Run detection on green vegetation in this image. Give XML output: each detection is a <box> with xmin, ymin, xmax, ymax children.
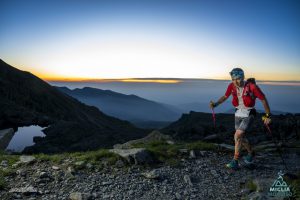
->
<box><xmin>0</xmin><ymin>168</ymin><xmax>16</xmax><ymax>177</ymax></box>
<box><xmin>70</xmin><ymin>149</ymin><xmax>121</xmax><ymax>165</ymax></box>
<box><xmin>245</xmin><ymin>179</ymin><xmax>258</xmax><ymax>192</ymax></box>
<box><xmin>0</xmin><ymin>152</ymin><xmax>19</xmax><ymax>166</ymax></box>
<box><xmin>0</xmin><ymin>140</ymin><xmax>216</xmax><ymax>173</ymax></box>
<box><xmin>33</xmin><ymin>140</ymin><xmax>216</xmax><ymax>168</ymax></box>
<box><xmin>35</xmin><ymin>149</ymin><xmax>123</xmax><ymax>170</ymax></box>
<box><xmin>0</xmin><ymin>168</ymin><xmax>16</xmax><ymax>190</ymax></box>
<box><xmin>0</xmin><ymin>177</ymin><xmax>5</xmax><ymax>190</ymax></box>
<box><xmin>35</xmin><ymin>153</ymin><xmax>65</xmax><ymax>163</ymax></box>
<box><xmin>132</xmin><ymin>140</ymin><xmax>216</xmax><ymax>165</ymax></box>
<box><xmin>284</xmin><ymin>172</ymin><xmax>300</xmax><ymax>199</ymax></box>
<box><xmin>185</xmin><ymin>141</ymin><xmax>216</xmax><ymax>151</ymax></box>
<box><xmin>0</xmin><ymin>151</ymin><xmax>17</xmax><ymax>190</ymax></box>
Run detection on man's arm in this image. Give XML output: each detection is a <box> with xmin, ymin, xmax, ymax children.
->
<box><xmin>261</xmin><ymin>98</ymin><xmax>272</xmax><ymax>125</ymax></box>
<box><xmin>261</xmin><ymin>98</ymin><xmax>271</xmax><ymax>115</ymax></box>
<box><xmin>210</xmin><ymin>95</ymin><xmax>229</xmax><ymax>108</ymax></box>
<box><xmin>252</xmin><ymin>83</ymin><xmax>270</xmax><ymax>114</ymax></box>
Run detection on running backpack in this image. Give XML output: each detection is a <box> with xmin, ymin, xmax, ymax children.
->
<box><xmin>231</xmin><ymin>78</ymin><xmax>256</xmax><ymax>99</ymax></box>
<box><xmin>244</xmin><ymin>78</ymin><xmax>256</xmax><ymax>99</ymax></box>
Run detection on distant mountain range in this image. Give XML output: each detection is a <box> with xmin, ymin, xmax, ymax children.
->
<box><xmin>55</xmin><ymin>86</ymin><xmax>289</xmax><ymax>129</ymax></box>
<box><xmin>0</xmin><ymin>59</ymin><xmax>147</xmax><ymax>153</ymax></box>
<box><xmin>55</xmin><ymin>86</ymin><xmax>182</xmax><ymax>128</ymax></box>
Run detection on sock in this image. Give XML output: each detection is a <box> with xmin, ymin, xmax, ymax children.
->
<box><xmin>234</xmin><ymin>153</ymin><xmax>239</xmax><ymax>161</ymax></box>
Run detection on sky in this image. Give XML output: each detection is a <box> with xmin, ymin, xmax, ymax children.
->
<box><xmin>0</xmin><ymin>0</ymin><xmax>300</xmax><ymax>81</ymax></box>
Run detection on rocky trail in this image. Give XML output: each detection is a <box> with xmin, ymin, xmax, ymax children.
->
<box><xmin>1</xmin><ymin>145</ymin><xmax>299</xmax><ymax>200</ymax></box>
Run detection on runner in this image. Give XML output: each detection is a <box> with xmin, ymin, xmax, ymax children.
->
<box><xmin>209</xmin><ymin>68</ymin><xmax>271</xmax><ymax>170</ymax></box>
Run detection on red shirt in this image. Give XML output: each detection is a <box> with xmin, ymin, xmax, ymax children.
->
<box><xmin>225</xmin><ymin>82</ymin><xmax>265</xmax><ymax>107</ymax></box>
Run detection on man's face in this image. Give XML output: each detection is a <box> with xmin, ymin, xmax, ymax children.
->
<box><xmin>232</xmin><ymin>78</ymin><xmax>244</xmax><ymax>87</ymax></box>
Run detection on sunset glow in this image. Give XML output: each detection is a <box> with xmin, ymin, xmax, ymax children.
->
<box><xmin>120</xmin><ymin>79</ymin><xmax>182</xmax><ymax>84</ymax></box>
<box><xmin>43</xmin><ymin>77</ymin><xmax>182</xmax><ymax>84</ymax></box>
<box><xmin>1</xmin><ymin>1</ymin><xmax>299</xmax><ymax>81</ymax></box>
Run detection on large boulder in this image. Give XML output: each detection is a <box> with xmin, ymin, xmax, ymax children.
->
<box><xmin>113</xmin><ymin>130</ymin><xmax>174</xmax><ymax>149</ymax></box>
<box><xmin>109</xmin><ymin>148</ymin><xmax>154</xmax><ymax>164</ymax></box>
<box><xmin>19</xmin><ymin>155</ymin><xmax>36</xmax><ymax>164</ymax></box>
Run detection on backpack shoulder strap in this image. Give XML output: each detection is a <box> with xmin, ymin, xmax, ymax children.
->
<box><xmin>248</xmin><ymin>82</ymin><xmax>256</xmax><ymax>92</ymax></box>
<box><xmin>246</xmin><ymin>78</ymin><xmax>256</xmax><ymax>92</ymax></box>
<box><xmin>230</xmin><ymin>83</ymin><xmax>236</xmax><ymax>95</ymax></box>
<box><xmin>244</xmin><ymin>81</ymin><xmax>257</xmax><ymax>99</ymax></box>
<box><xmin>246</xmin><ymin>78</ymin><xmax>257</xmax><ymax>92</ymax></box>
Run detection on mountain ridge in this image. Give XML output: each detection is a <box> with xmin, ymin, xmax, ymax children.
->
<box><xmin>0</xmin><ymin>59</ymin><xmax>147</xmax><ymax>153</ymax></box>
<box><xmin>56</xmin><ymin>86</ymin><xmax>181</xmax><ymax>125</ymax></box>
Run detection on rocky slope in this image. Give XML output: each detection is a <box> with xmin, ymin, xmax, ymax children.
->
<box><xmin>0</xmin><ymin>59</ymin><xmax>147</xmax><ymax>153</ymax></box>
<box><xmin>0</xmin><ymin>142</ymin><xmax>299</xmax><ymax>200</ymax></box>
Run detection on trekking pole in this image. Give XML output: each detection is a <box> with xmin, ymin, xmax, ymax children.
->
<box><xmin>211</xmin><ymin>107</ymin><xmax>216</xmax><ymax>129</ymax></box>
<box><xmin>264</xmin><ymin>122</ymin><xmax>288</xmax><ymax>171</ymax></box>
<box><xmin>265</xmin><ymin>123</ymin><xmax>272</xmax><ymax>135</ymax></box>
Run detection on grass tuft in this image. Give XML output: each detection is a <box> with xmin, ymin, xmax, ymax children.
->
<box><xmin>245</xmin><ymin>179</ymin><xmax>258</xmax><ymax>192</ymax></box>
<box><xmin>0</xmin><ymin>176</ymin><xmax>5</xmax><ymax>190</ymax></box>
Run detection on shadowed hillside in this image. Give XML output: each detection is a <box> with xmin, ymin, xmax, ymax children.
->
<box><xmin>56</xmin><ymin>86</ymin><xmax>181</xmax><ymax>126</ymax></box>
<box><xmin>161</xmin><ymin>111</ymin><xmax>300</xmax><ymax>145</ymax></box>
<box><xmin>0</xmin><ymin>59</ymin><xmax>147</xmax><ymax>153</ymax></box>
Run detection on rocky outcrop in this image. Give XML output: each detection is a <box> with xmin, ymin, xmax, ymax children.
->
<box><xmin>0</xmin><ymin>128</ymin><xmax>14</xmax><ymax>150</ymax></box>
<box><xmin>113</xmin><ymin>130</ymin><xmax>174</xmax><ymax>149</ymax></box>
<box><xmin>19</xmin><ymin>156</ymin><xmax>36</xmax><ymax>164</ymax></box>
<box><xmin>109</xmin><ymin>148</ymin><xmax>154</xmax><ymax>164</ymax></box>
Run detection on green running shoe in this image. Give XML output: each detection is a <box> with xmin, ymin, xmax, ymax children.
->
<box><xmin>243</xmin><ymin>154</ymin><xmax>254</xmax><ymax>164</ymax></box>
<box><xmin>226</xmin><ymin>159</ymin><xmax>239</xmax><ymax>170</ymax></box>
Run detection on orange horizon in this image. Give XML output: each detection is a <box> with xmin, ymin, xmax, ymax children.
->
<box><xmin>27</xmin><ymin>68</ymin><xmax>300</xmax><ymax>84</ymax></box>
<box><xmin>41</xmin><ymin>76</ymin><xmax>300</xmax><ymax>84</ymax></box>
<box><xmin>36</xmin><ymin>72</ymin><xmax>300</xmax><ymax>83</ymax></box>
<box><xmin>41</xmin><ymin>76</ymin><xmax>184</xmax><ymax>84</ymax></box>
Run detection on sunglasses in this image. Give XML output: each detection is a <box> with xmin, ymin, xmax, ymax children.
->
<box><xmin>230</xmin><ymin>71</ymin><xmax>244</xmax><ymax>76</ymax></box>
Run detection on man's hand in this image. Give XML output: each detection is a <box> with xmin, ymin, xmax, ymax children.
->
<box><xmin>209</xmin><ymin>101</ymin><xmax>218</xmax><ymax>109</ymax></box>
<box><xmin>262</xmin><ymin>113</ymin><xmax>271</xmax><ymax>125</ymax></box>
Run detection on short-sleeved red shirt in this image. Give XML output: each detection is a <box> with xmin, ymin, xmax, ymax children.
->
<box><xmin>225</xmin><ymin>82</ymin><xmax>265</xmax><ymax>107</ymax></box>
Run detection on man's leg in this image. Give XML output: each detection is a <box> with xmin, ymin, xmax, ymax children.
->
<box><xmin>226</xmin><ymin>116</ymin><xmax>246</xmax><ymax>169</ymax></box>
<box><xmin>239</xmin><ymin>115</ymin><xmax>255</xmax><ymax>158</ymax></box>
<box><xmin>242</xmin><ymin>137</ymin><xmax>255</xmax><ymax>164</ymax></box>
<box><xmin>234</xmin><ymin>129</ymin><xmax>244</xmax><ymax>160</ymax></box>
<box><xmin>242</xmin><ymin>137</ymin><xmax>254</xmax><ymax>155</ymax></box>
<box><xmin>226</xmin><ymin>129</ymin><xmax>244</xmax><ymax>169</ymax></box>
